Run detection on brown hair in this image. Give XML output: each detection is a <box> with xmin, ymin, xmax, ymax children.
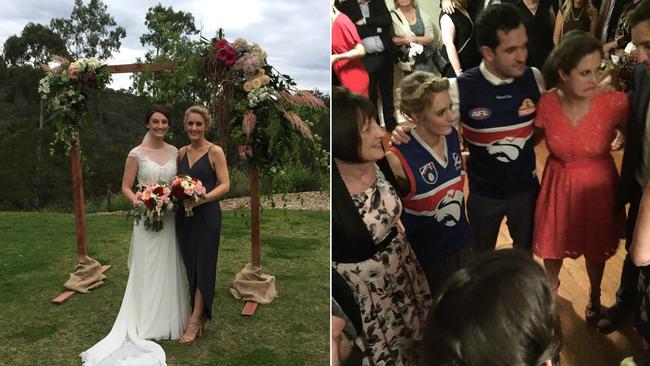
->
<box><xmin>629</xmin><ymin>0</ymin><xmax>650</xmax><ymax>28</ymax></box>
<box><xmin>332</xmin><ymin>87</ymin><xmax>378</xmax><ymax>163</ymax></box>
<box><xmin>542</xmin><ymin>30</ymin><xmax>603</xmax><ymax>89</ymax></box>
<box><xmin>423</xmin><ymin>249</ymin><xmax>562</xmax><ymax>365</ymax></box>
<box><xmin>145</xmin><ymin>105</ymin><xmax>172</xmax><ymax>125</ymax></box>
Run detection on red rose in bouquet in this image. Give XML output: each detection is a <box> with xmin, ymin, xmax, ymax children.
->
<box><xmin>133</xmin><ymin>182</ymin><xmax>173</xmax><ymax>231</ymax></box>
<box><xmin>171</xmin><ymin>175</ymin><xmax>207</xmax><ymax>217</ymax></box>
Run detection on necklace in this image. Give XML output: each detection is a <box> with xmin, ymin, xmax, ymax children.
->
<box><xmin>571</xmin><ymin>6</ymin><xmax>585</xmax><ymax>22</ymax></box>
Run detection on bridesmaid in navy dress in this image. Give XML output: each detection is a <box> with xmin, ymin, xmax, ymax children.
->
<box><xmin>176</xmin><ymin>105</ymin><xmax>230</xmax><ymax>343</ymax></box>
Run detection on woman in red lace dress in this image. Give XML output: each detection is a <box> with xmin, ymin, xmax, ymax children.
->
<box><xmin>534</xmin><ymin>31</ymin><xmax>629</xmax><ymax>325</ymax></box>
<box><xmin>331</xmin><ymin>2</ymin><xmax>369</xmax><ymax>96</ymax></box>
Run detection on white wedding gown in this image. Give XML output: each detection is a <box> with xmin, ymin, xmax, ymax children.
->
<box><xmin>81</xmin><ymin>146</ymin><xmax>190</xmax><ymax>366</ymax></box>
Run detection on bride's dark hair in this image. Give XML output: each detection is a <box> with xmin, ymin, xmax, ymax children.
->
<box><xmin>144</xmin><ymin>105</ymin><xmax>172</xmax><ymax>125</ymax></box>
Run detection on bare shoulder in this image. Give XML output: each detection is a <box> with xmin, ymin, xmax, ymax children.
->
<box><xmin>178</xmin><ymin>145</ymin><xmax>188</xmax><ymax>157</ymax></box>
<box><xmin>208</xmin><ymin>144</ymin><xmax>226</xmax><ymax>165</ymax></box>
<box><xmin>209</xmin><ymin>144</ymin><xmax>225</xmax><ymax>158</ymax></box>
<box><xmin>164</xmin><ymin>142</ymin><xmax>178</xmax><ymax>152</ymax></box>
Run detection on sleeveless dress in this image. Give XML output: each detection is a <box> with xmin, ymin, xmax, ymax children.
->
<box><xmin>560</xmin><ymin>6</ymin><xmax>592</xmax><ymax>36</ymax></box>
<box><xmin>333</xmin><ymin>166</ymin><xmax>432</xmax><ymax>366</ymax></box>
<box><xmin>440</xmin><ymin>10</ymin><xmax>480</xmax><ymax>77</ymax></box>
<box><xmin>175</xmin><ymin>146</ymin><xmax>222</xmax><ymax>320</ymax></box>
<box><xmin>332</xmin><ymin>12</ymin><xmax>370</xmax><ymax>96</ymax></box>
<box><xmin>80</xmin><ymin>145</ymin><xmax>190</xmax><ymax>366</ymax></box>
<box><xmin>533</xmin><ymin>91</ymin><xmax>629</xmax><ymax>262</ymax></box>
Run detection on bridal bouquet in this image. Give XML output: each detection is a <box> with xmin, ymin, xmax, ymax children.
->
<box><xmin>133</xmin><ymin>183</ymin><xmax>174</xmax><ymax>231</ymax></box>
<box><xmin>171</xmin><ymin>175</ymin><xmax>207</xmax><ymax>217</ymax></box>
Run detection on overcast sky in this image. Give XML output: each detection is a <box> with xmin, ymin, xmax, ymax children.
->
<box><xmin>0</xmin><ymin>0</ymin><xmax>330</xmax><ymax>93</ymax></box>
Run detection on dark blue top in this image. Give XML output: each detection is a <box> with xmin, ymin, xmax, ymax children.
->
<box><xmin>457</xmin><ymin>66</ymin><xmax>540</xmax><ymax>199</ymax></box>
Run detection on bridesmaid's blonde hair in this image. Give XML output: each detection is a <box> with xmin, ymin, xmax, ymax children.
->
<box><xmin>184</xmin><ymin>106</ymin><xmax>212</xmax><ymax>130</ymax></box>
<box><xmin>397</xmin><ymin>71</ymin><xmax>449</xmax><ymax>121</ymax></box>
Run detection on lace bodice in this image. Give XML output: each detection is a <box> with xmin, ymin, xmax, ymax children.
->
<box><xmin>128</xmin><ymin>145</ymin><xmax>178</xmax><ymax>186</ymax></box>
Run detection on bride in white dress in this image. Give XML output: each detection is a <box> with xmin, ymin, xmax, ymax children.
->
<box><xmin>81</xmin><ymin>106</ymin><xmax>190</xmax><ymax>366</ymax></box>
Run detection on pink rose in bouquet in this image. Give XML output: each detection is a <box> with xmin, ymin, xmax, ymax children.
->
<box><xmin>171</xmin><ymin>175</ymin><xmax>207</xmax><ymax>217</ymax></box>
<box><xmin>133</xmin><ymin>182</ymin><xmax>173</xmax><ymax>231</ymax></box>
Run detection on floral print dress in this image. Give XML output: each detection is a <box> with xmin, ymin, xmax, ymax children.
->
<box><xmin>333</xmin><ymin>168</ymin><xmax>432</xmax><ymax>366</ymax></box>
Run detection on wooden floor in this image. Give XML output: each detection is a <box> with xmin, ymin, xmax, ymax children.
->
<box><xmin>494</xmin><ymin>143</ymin><xmax>648</xmax><ymax>366</ymax></box>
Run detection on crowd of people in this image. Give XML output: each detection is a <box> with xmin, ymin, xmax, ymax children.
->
<box><xmin>332</xmin><ymin>0</ymin><xmax>650</xmax><ymax>364</ymax></box>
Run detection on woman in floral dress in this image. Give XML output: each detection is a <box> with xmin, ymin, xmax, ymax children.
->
<box><xmin>332</xmin><ymin>86</ymin><xmax>432</xmax><ymax>365</ymax></box>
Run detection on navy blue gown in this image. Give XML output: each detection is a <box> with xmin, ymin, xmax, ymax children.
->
<box><xmin>176</xmin><ymin>145</ymin><xmax>222</xmax><ymax>320</ymax></box>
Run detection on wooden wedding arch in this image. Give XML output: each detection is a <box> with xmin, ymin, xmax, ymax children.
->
<box><xmin>52</xmin><ymin>61</ymin><xmax>266</xmax><ymax>316</ymax></box>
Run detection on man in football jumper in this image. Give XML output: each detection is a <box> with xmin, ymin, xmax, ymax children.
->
<box><xmin>393</xmin><ymin>3</ymin><xmax>544</xmax><ymax>255</ymax></box>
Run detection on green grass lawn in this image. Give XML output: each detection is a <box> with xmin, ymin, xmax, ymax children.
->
<box><xmin>0</xmin><ymin>209</ymin><xmax>329</xmax><ymax>365</ymax></box>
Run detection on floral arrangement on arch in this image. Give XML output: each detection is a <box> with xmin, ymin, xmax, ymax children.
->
<box><xmin>38</xmin><ymin>56</ymin><xmax>112</xmax><ymax>153</ymax></box>
<box><xmin>202</xmin><ymin>30</ymin><xmax>327</xmax><ymax>170</ymax></box>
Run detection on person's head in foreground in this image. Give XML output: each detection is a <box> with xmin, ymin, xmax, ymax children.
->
<box><xmin>422</xmin><ymin>249</ymin><xmax>562</xmax><ymax>366</ymax></box>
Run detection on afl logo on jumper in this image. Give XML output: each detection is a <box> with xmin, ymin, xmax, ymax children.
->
<box><xmin>469</xmin><ymin>107</ymin><xmax>491</xmax><ymax>120</ymax></box>
<box><xmin>419</xmin><ymin>162</ymin><xmax>438</xmax><ymax>184</ymax></box>
<box><xmin>434</xmin><ymin>190</ymin><xmax>464</xmax><ymax>227</ymax></box>
<box><xmin>518</xmin><ymin>98</ymin><xmax>536</xmax><ymax>117</ymax></box>
<box><xmin>486</xmin><ymin>137</ymin><xmax>527</xmax><ymax>162</ymax></box>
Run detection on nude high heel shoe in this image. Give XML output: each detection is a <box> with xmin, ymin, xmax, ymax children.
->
<box><xmin>179</xmin><ymin>320</ymin><xmax>203</xmax><ymax>344</ymax></box>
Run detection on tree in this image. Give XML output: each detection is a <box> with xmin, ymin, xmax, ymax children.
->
<box><xmin>50</xmin><ymin>0</ymin><xmax>126</xmax><ymax>61</ymax></box>
<box><xmin>132</xmin><ymin>6</ymin><xmax>210</xmax><ymax>111</ymax></box>
<box><xmin>140</xmin><ymin>4</ymin><xmax>198</xmax><ymax>58</ymax></box>
<box><xmin>3</xmin><ymin>23</ymin><xmax>68</xmax><ymax>67</ymax></box>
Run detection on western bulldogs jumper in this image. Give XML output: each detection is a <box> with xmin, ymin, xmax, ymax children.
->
<box><xmin>389</xmin><ymin>128</ymin><xmax>471</xmax><ymax>263</ymax></box>
<box><xmin>456</xmin><ymin>66</ymin><xmax>540</xmax><ymax>199</ymax></box>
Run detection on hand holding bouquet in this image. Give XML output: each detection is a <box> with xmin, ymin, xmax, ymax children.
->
<box><xmin>171</xmin><ymin>175</ymin><xmax>207</xmax><ymax>217</ymax></box>
<box><xmin>133</xmin><ymin>183</ymin><xmax>174</xmax><ymax>232</ymax></box>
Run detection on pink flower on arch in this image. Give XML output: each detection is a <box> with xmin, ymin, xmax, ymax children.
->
<box><xmin>238</xmin><ymin>144</ymin><xmax>253</xmax><ymax>160</ymax></box>
<box><xmin>242</xmin><ymin>110</ymin><xmax>257</xmax><ymax>136</ymax></box>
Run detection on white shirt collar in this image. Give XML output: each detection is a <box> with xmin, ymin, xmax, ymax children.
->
<box><xmin>479</xmin><ymin>61</ymin><xmax>514</xmax><ymax>86</ymax></box>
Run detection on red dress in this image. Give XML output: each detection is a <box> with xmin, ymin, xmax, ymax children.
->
<box><xmin>533</xmin><ymin>90</ymin><xmax>629</xmax><ymax>262</ymax></box>
<box><xmin>332</xmin><ymin>13</ymin><xmax>369</xmax><ymax>96</ymax></box>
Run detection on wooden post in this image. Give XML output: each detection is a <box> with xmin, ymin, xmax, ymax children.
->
<box><xmin>70</xmin><ymin>132</ymin><xmax>88</xmax><ymax>258</ymax></box>
<box><xmin>218</xmin><ymin>93</ymin><xmax>227</xmax><ymax>152</ymax></box>
<box><xmin>250</xmin><ymin>164</ymin><xmax>261</xmax><ymax>268</ymax></box>
<box><xmin>241</xmin><ymin>163</ymin><xmax>261</xmax><ymax>316</ymax></box>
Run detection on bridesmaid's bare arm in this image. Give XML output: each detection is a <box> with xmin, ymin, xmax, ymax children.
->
<box><xmin>202</xmin><ymin>145</ymin><xmax>230</xmax><ymax>204</ymax></box>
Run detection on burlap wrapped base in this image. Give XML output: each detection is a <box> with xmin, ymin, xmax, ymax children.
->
<box><xmin>63</xmin><ymin>255</ymin><xmax>106</xmax><ymax>293</ymax></box>
<box><xmin>229</xmin><ymin>263</ymin><xmax>278</xmax><ymax>304</ymax></box>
